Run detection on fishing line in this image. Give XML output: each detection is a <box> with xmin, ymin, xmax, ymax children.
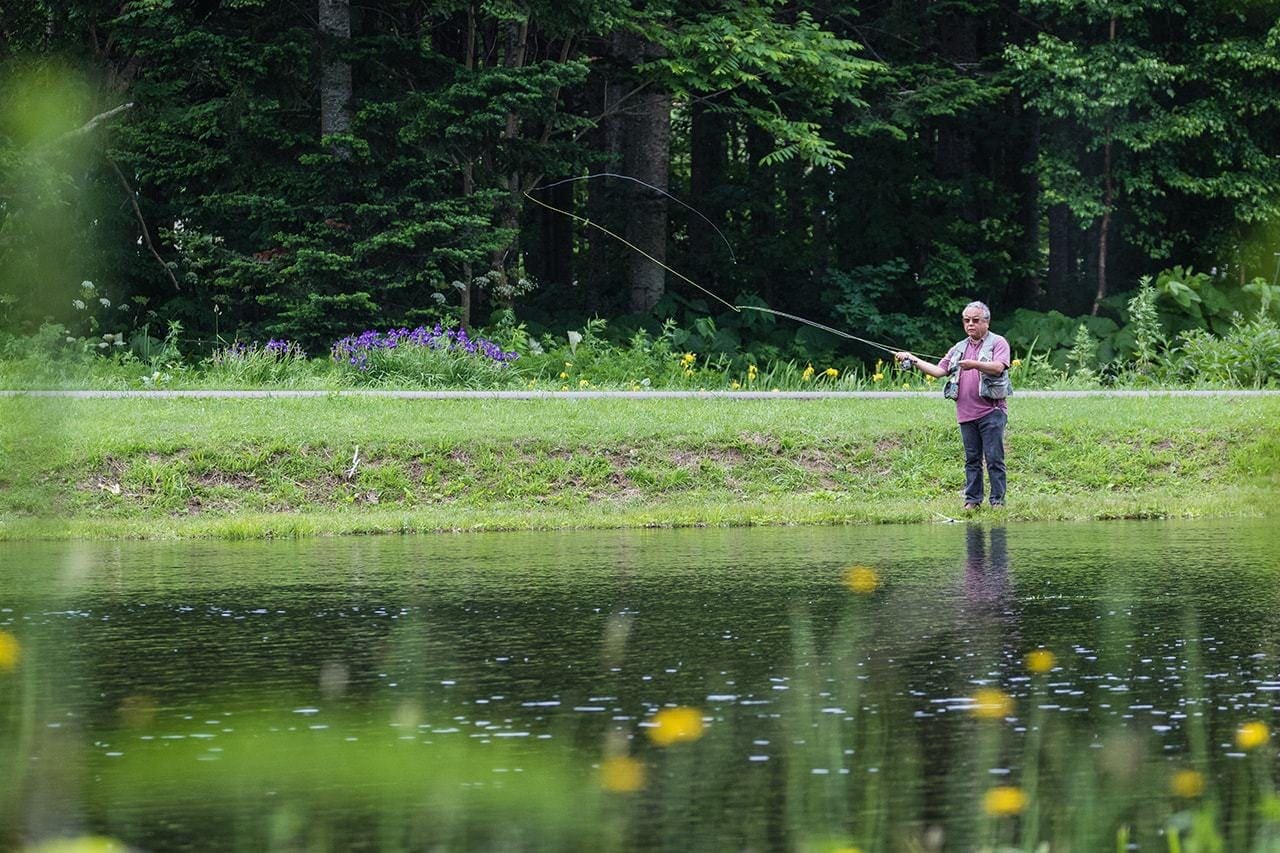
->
<box><xmin>535</xmin><ymin>172</ymin><xmax>737</xmax><ymax>265</ymax></box>
<box><xmin>525</xmin><ymin>175</ymin><xmax>943</xmax><ymax>362</ymax></box>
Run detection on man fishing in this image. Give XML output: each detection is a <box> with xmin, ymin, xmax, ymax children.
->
<box><xmin>894</xmin><ymin>301</ymin><xmax>1012</xmax><ymax>511</ymax></box>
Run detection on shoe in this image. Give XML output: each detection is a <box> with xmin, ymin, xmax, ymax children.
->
<box><xmin>963</xmin><ymin>503</ymin><xmax>980</xmax><ymax>511</ymax></box>
<box><xmin>989</xmin><ymin>501</ymin><xmax>1005</xmax><ymax>508</ymax></box>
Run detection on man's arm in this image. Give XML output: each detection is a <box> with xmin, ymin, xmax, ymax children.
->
<box><xmin>957</xmin><ymin>359</ymin><xmax>1007</xmax><ymax>376</ymax></box>
<box><xmin>893</xmin><ymin>351</ymin><xmax>948</xmax><ymax>379</ymax></box>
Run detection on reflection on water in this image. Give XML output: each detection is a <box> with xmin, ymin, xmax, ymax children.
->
<box><xmin>1</xmin><ymin>519</ymin><xmax>1279</xmax><ymax>849</ymax></box>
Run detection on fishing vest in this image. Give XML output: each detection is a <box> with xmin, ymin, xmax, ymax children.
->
<box><xmin>944</xmin><ymin>333</ymin><xmax>1012</xmax><ymax>400</ymax></box>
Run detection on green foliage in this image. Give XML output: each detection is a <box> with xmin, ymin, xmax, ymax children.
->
<box><xmin>205</xmin><ymin>340</ymin><xmax>317</xmax><ymax>387</ymax></box>
<box><xmin>1176</xmin><ymin>315</ymin><xmax>1280</xmax><ymax>388</ymax></box>
<box><xmin>1004</xmin><ymin>309</ymin><xmax>1122</xmax><ymax>369</ymax></box>
<box><xmin>828</xmin><ymin>260</ymin><xmax>948</xmax><ymax>353</ymax></box>
<box><xmin>1065</xmin><ymin>322</ymin><xmax>1101</xmax><ymax>386</ymax></box>
<box><xmin>647</xmin><ymin>6</ymin><xmax>876</xmax><ymax>169</ymax></box>
<box><xmin>1126</xmin><ymin>275</ymin><xmax>1164</xmax><ymax>375</ymax></box>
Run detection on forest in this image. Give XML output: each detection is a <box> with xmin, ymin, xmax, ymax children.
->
<box><xmin>3</xmin><ymin>0</ymin><xmax>1280</xmax><ymax>370</ymax></box>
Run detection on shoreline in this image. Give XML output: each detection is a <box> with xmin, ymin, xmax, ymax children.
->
<box><xmin>3</xmin><ymin>395</ymin><xmax>1276</xmax><ymax>542</ymax></box>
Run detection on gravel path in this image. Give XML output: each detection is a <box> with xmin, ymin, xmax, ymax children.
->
<box><xmin>3</xmin><ymin>389</ymin><xmax>1278</xmax><ymax>399</ymax></box>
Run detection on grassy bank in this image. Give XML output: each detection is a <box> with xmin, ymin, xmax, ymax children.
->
<box><xmin>1</xmin><ymin>394</ymin><xmax>1277</xmax><ymax>540</ymax></box>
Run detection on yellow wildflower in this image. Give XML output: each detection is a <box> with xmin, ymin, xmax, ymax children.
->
<box><xmin>1170</xmin><ymin>769</ymin><xmax>1205</xmax><ymax>799</ymax></box>
<box><xmin>561</xmin><ymin>385</ymin><xmax>568</xmax><ymax>391</ymax></box>
<box><xmin>970</xmin><ymin>688</ymin><xmax>1014</xmax><ymax>720</ymax></box>
<box><xmin>1237</xmin><ymin>721</ymin><xmax>1270</xmax><ymax>750</ymax></box>
<box><xmin>843</xmin><ymin>565</ymin><xmax>879</xmax><ymax>595</ymax></box>
<box><xmin>1024</xmin><ymin>649</ymin><xmax>1056</xmax><ymax>674</ymax></box>
<box><xmin>747</xmin><ymin>364</ymin><xmax>758</xmax><ymax>382</ymax></box>
<box><xmin>684</xmin><ymin>368</ymin><xmax>694</xmax><ymax>377</ymax></box>
<box><xmin>730</xmin><ymin>381</ymin><xmax>741</xmax><ymax>390</ymax></box>
<box><xmin>824</xmin><ymin>368</ymin><xmax>839</xmax><ymax>378</ymax></box>
<box><xmin>558</xmin><ymin>371</ymin><xmax>568</xmax><ymax>379</ymax></box>
<box><xmin>0</xmin><ymin>631</ymin><xmax>19</xmax><ymax>671</ymax></box>
<box><xmin>1011</xmin><ymin>358</ymin><xmax>1022</xmax><ymax>368</ymax></box>
<box><xmin>872</xmin><ymin>372</ymin><xmax>884</xmax><ymax>383</ymax></box>
<box><xmin>564</xmin><ymin>361</ymin><xmax>573</xmax><ymax>368</ymax></box>
<box><xmin>902</xmin><ymin>383</ymin><xmax>911</xmax><ymax>390</ymax></box>
<box><xmin>802</xmin><ymin>364</ymin><xmax>815</xmax><ymax>382</ymax></box>
<box><xmin>579</xmin><ymin>379</ymin><xmax>589</xmax><ymax>388</ymax></box>
<box><xmin>680</xmin><ymin>352</ymin><xmax>697</xmax><ymax>366</ymax></box>
<box><xmin>600</xmin><ymin>756</ymin><xmax>646</xmax><ymax>792</ymax></box>
<box><xmin>527</xmin><ymin>379</ymin><xmax>537</xmax><ymax>388</ymax></box>
<box><xmin>983</xmin><ymin>786</ymin><xmax>1027</xmax><ymax>817</ymax></box>
<box><xmin>647</xmin><ymin>706</ymin><xmax>705</xmax><ymax>747</ymax></box>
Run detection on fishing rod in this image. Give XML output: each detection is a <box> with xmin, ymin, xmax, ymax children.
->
<box><xmin>524</xmin><ymin>174</ymin><xmax>942</xmax><ymax>363</ymax></box>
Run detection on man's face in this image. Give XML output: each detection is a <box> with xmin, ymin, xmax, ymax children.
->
<box><xmin>962</xmin><ymin>309</ymin><xmax>989</xmax><ymax>340</ymax></box>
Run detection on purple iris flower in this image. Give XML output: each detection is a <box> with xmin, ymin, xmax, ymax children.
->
<box><xmin>330</xmin><ymin>324</ymin><xmax>519</xmax><ymax>370</ymax></box>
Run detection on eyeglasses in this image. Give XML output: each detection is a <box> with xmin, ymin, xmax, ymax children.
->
<box><xmin>962</xmin><ymin>316</ymin><xmax>986</xmax><ymax>324</ymax></box>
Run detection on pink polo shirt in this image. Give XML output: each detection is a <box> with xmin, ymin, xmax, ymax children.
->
<box><xmin>938</xmin><ymin>333</ymin><xmax>1010</xmax><ymax>424</ymax></box>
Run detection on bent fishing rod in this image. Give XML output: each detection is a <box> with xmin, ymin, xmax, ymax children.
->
<box><xmin>523</xmin><ymin>174</ymin><xmax>940</xmax><ymax>363</ymax></box>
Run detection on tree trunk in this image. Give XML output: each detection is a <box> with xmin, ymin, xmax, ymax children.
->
<box><xmin>584</xmin><ymin>68</ymin><xmax>627</xmax><ymax>314</ymax></box>
<box><xmin>458</xmin><ymin>5</ymin><xmax>476</xmax><ymax>330</ymax></box>
<box><xmin>1046</xmin><ymin>202</ymin><xmax>1076</xmax><ymax>312</ymax></box>
<box><xmin>689</xmin><ymin>99</ymin><xmax>728</xmax><ymax>291</ymax></box>
<box><xmin>1090</xmin><ymin>16</ymin><xmax>1118</xmax><ymax>316</ymax></box>
<box><xmin>528</xmin><ymin>179</ymin><xmax>574</xmax><ymax>292</ymax></box>
<box><xmin>318</xmin><ymin>0</ymin><xmax>352</xmax><ymax>153</ymax></box>
<box><xmin>1093</xmin><ymin>135</ymin><xmax>1112</xmax><ymax>316</ymax></box>
<box><xmin>619</xmin><ymin>34</ymin><xmax>671</xmax><ymax>314</ymax></box>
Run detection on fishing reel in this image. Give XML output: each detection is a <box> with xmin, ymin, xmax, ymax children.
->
<box><xmin>898</xmin><ymin>357</ymin><xmax>915</xmax><ymax>371</ymax></box>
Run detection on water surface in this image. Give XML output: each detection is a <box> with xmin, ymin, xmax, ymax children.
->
<box><xmin>2</xmin><ymin>520</ymin><xmax>1278</xmax><ymax>849</ymax></box>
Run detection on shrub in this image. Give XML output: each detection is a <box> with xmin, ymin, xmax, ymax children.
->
<box><xmin>206</xmin><ymin>339</ymin><xmax>312</xmax><ymax>386</ymax></box>
<box><xmin>1176</xmin><ymin>314</ymin><xmax>1280</xmax><ymax>388</ymax></box>
<box><xmin>331</xmin><ymin>325</ymin><xmax>520</xmax><ymax>388</ymax></box>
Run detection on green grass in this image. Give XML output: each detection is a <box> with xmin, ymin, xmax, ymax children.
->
<box><xmin>1</xmin><ymin>395</ymin><xmax>1277</xmax><ymax>540</ymax></box>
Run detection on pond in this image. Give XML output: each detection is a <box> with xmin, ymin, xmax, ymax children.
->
<box><xmin>2</xmin><ymin>519</ymin><xmax>1279</xmax><ymax>851</ymax></box>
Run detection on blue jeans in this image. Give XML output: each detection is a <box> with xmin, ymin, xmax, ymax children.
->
<box><xmin>959</xmin><ymin>409</ymin><xmax>1007</xmax><ymax>505</ymax></box>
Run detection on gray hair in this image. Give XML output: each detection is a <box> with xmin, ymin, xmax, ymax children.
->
<box><xmin>963</xmin><ymin>301</ymin><xmax>991</xmax><ymax>320</ymax></box>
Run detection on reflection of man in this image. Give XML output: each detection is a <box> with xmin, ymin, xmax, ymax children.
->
<box><xmin>895</xmin><ymin>301</ymin><xmax>1011</xmax><ymax>510</ymax></box>
<box><xmin>964</xmin><ymin>525</ymin><xmax>1008</xmax><ymax>605</ymax></box>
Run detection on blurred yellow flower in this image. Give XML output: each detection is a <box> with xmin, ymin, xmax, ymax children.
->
<box><xmin>730</xmin><ymin>381</ymin><xmax>741</xmax><ymax>390</ymax></box>
<box><xmin>824</xmin><ymin>368</ymin><xmax>839</xmax><ymax>378</ymax></box>
<box><xmin>600</xmin><ymin>755</ymin><xmax>646</xmax><ymax>792</ymax></box>
<box><xmin>747</xmin><ymin>364</ymin><xmax>758</xmax><ymax>381</ymax></box>
<box><xmin>802</xmin><ymin>364</ymin><xmax>815</xmax><ymax>382</ymax></box>
<box><xmin>970</xmin><ymin>688</ymin><xmax>1014</xmax><ymax>719</ymax></box>
<box><xmin>558</xmin><ymin>371</ymin><xmax>568</xmax><ymax>379</ymax></box>
<box><xmin>561</xmin><ymin>385</ymin><xmax>569</xmax><ymax>391</ymax></box>
<box><xmin>27</xmin><ymin>837</ymin><xmax>128</xmax><ymax>853</ymax></box>
<box><xmin>872</xmin><ymin>373</ymin><xmax>884</xmax><ymax>383</ymax></box>
<box><xmin>1024</xmin><ymin>649</ymin><xmax>1056</xmax><ymax>674</ymax></box>
<box><xmin>901</xmin><ymin>383</ymin><xmax>911</xmax><ymax>390</ymax></box>
<box><xmin>1170</xmin><ymin>769</ymin><xmax>1205</xmax><ymax>798</ymax></box>
<box><xmin>648</xmin><ymin>706</ymin><xmax>705</xmax><ymax>746</ymax></box>
<box><xmin>843</xmin><ymin>565</ymin><xmax>879</xmax><ymax>595</ymax></box>
<box><xmin>0</xmin><ymin>630</ymin><xmax>19</xmax><ymax>671</ymax></box>
<box><xmin>1237</xmin><ymin>721</ymin><xmax>1270</xmax><ymax>750</ymax></box>
<box><xmin>527</xmin><ymin>379</ymin><xmax>537</xmax><ymax>388</ymax></box>
<box><xmin>983</xmin><ymin>786</ymin><xmax>1027</xmax><ymax>817</ymax></box>
<box><xmin>579</xmin><ymin>379</ymin><xmax>589</xmax><ymax>388</ymax></box>
<box><xmin>681</xmin><ymin>352</ymin><xmax>697</xmax><ymax>366</ymax></box>
<box><xmin>564</xmin><ymin>361</ymin><xmax>573</xmax><ymax>368</ymax></box>
<box><xmin>1011</xmin><ymin>358</ymin><xmax>1022</xmax><ymax>368</ymax></box>
<box><xmin>684</xmin><ymin>368</ymin><xmax>694</xmax><ymax>377</ymax></box>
